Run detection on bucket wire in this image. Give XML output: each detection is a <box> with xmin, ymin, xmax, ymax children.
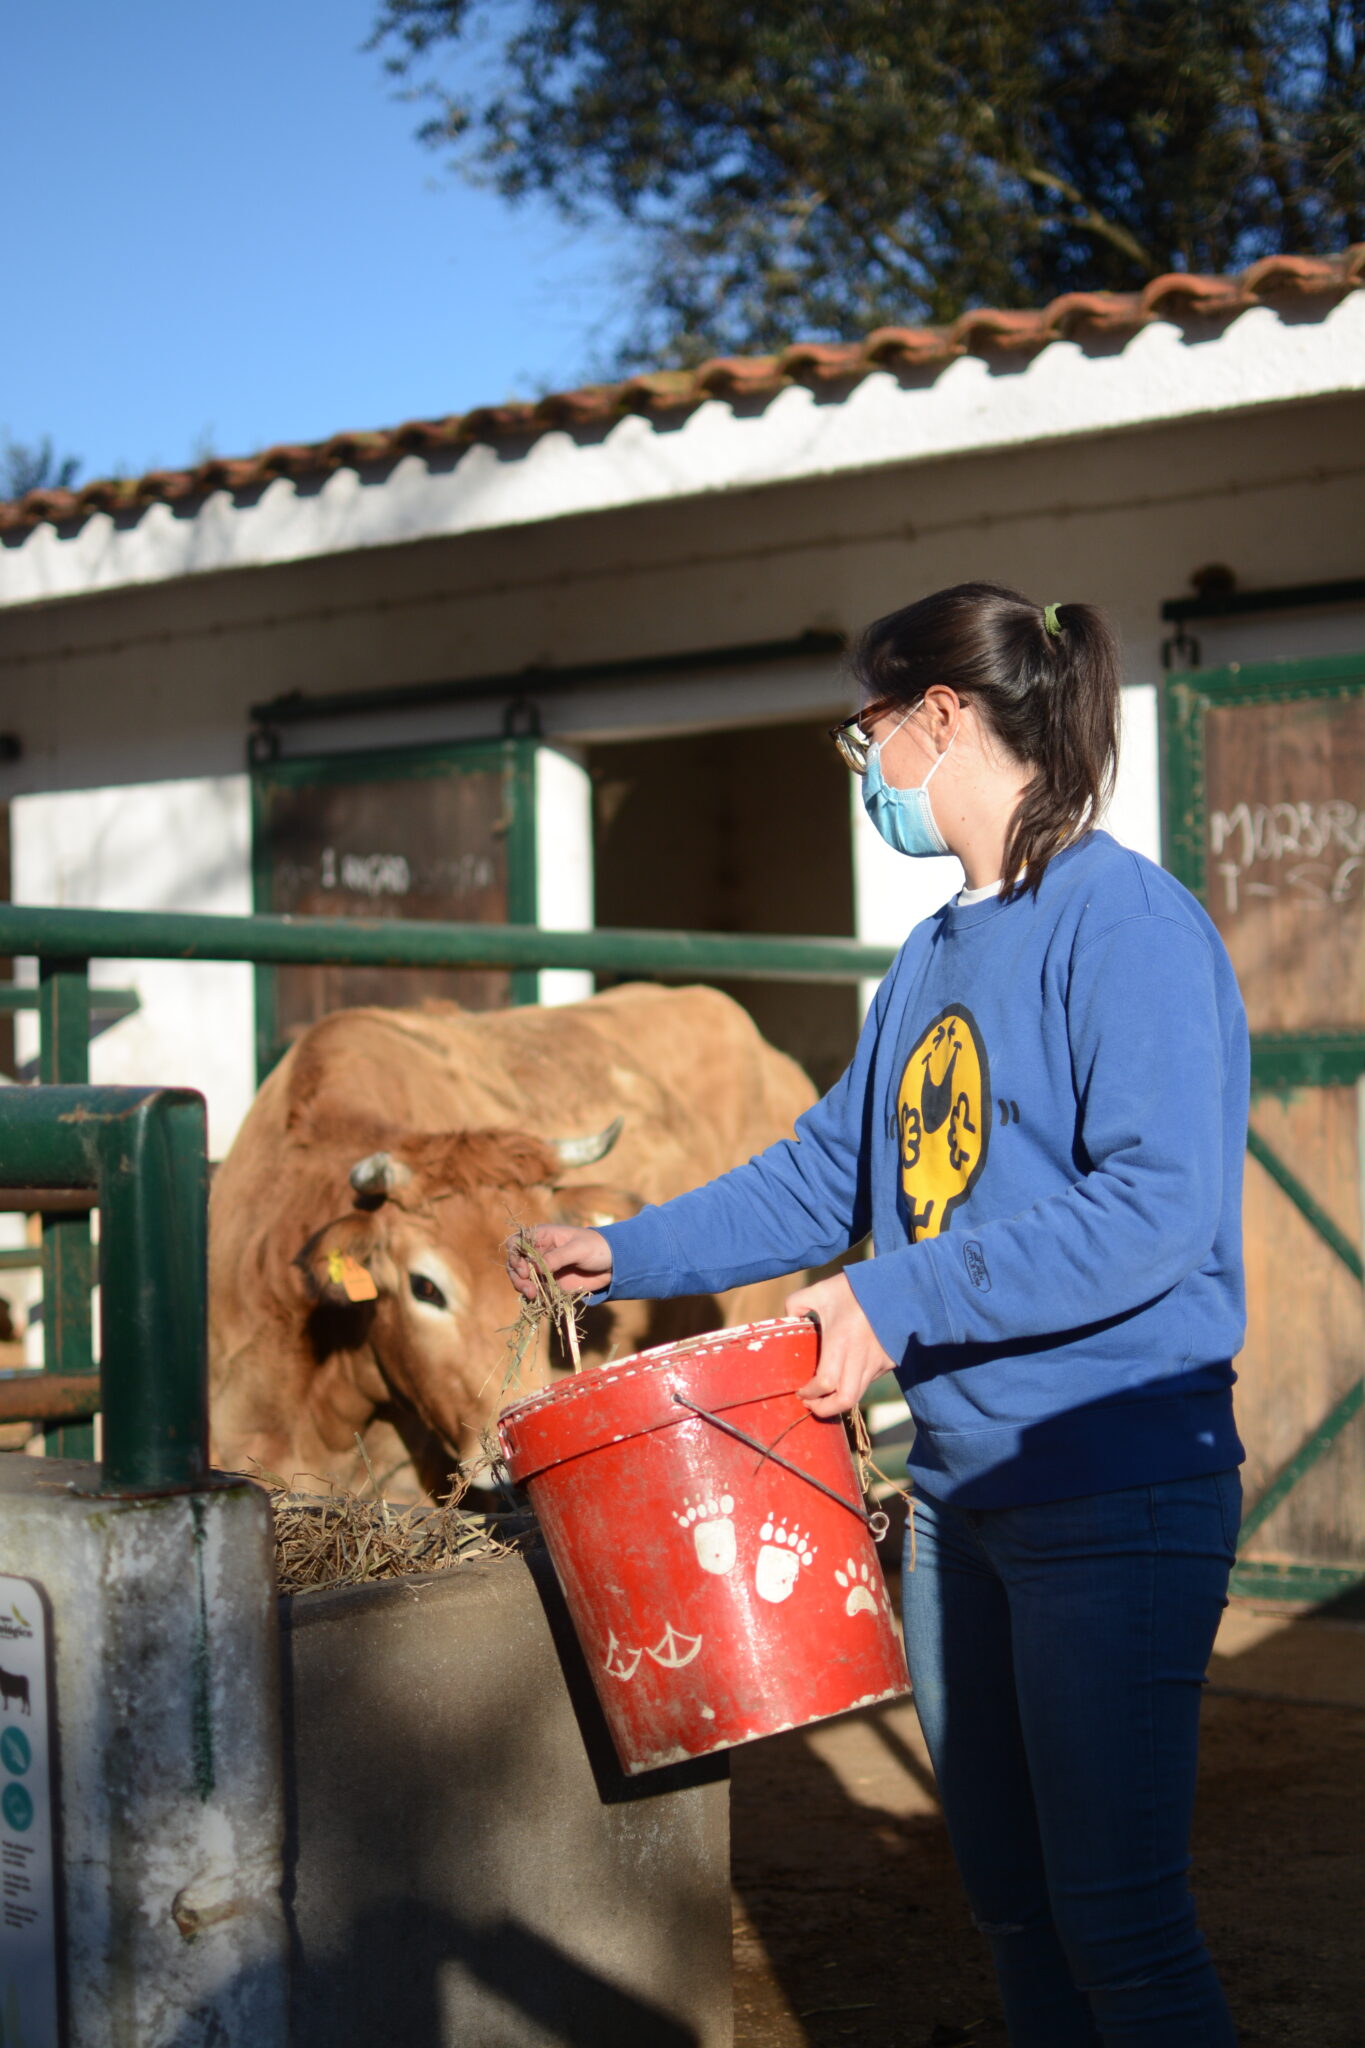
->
<box><xmin>672</xmin><ymin>1392</ymin><xmax>889</xmax><ymax>1539</ymax></box>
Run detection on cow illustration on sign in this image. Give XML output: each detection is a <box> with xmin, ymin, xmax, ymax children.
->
<box><xmin>897</xmin><ymin>1005</ymin><xmax>991</xmax><ymax>1242</ymax></box>
<box><xmin>0</xmin><ymin>1667</ymin><xmax>29</xmax><ymax>1716</ymax></box>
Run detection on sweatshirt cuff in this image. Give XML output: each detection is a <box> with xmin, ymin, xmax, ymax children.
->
<box><xmin>593</xmin><ymin>1206</ymin><xmax>685</xmax><ymax>1303</ymax></box>
<box><xmin>846</xmin><ymin>1242</ymin><xmax>962</xmax><ymax>1364</ymax></box>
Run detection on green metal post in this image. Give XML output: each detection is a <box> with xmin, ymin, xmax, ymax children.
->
<box><xmin>507</xmin><ymin>739</ymin><xmax>541</xmax><ymax>1008</ymax></box>
<box><xmin>95</xmin><ymin>1091</ymin><xmax>209</xmax><ymax>1492</ymax></box>
<box><xmin>0</xmin><ymin>1085</ymin><xmax>209</xmax><ymax>1494</ymax></box>
<box><xmin>38</xmin><ymin>956</ymin><xmax>91</xmax><ymax>1084</ymax></box>
<box><xmin>38</xmin><ymin>957</ymin><xmax>97</xmax><ymax>1456</ymax></box>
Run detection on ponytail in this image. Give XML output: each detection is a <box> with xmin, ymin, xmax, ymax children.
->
<box><xmin>850</xmin><ymin>581</ymin><xmax>1121</xmax><ymax>896</ymax></box>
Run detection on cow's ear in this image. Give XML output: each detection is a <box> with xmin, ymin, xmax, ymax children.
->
<box><xmin>293</xmin><ymin>1224</ymin><xmax>382</xmax><ymax>1306</ymax></box>
<box><xmin>549</xmin><ymin>1184</ymin><xmax>642</xmax><ymax>1229</ymax></box>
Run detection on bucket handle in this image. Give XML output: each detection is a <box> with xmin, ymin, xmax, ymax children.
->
<box><xmin>671</xmin><ymin>1393</ymin><xmax>890</xmax><ymax>1541</ymax></box>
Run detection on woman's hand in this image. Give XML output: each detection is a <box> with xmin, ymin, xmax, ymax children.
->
<box><xmin>785</xmin><ymin>1270</ymin><xmax>893</xmax><ymax>1417</ymax></box>
<box><xmin>506</xmin><ymin>1224</ymin><xmax>613</xmax><ymax>1301</ymax></box>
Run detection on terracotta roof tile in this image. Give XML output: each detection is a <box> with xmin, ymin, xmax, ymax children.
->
<box><xmin>2</xmin><ymin>248</ymin><xmax>1359</xmax><ymax>538</ymax></box>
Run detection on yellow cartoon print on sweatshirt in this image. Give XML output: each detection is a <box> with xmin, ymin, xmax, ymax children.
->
<box><xmin>897</xmin><ymin>1005</ymin><xmax>991</xmax><ymax>1241</ymax></box>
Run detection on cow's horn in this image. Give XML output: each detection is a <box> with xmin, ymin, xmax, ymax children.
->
<box><xmin>549</xmin><ymin>1115</ymin><xmax>624</xmax><ymax>1170</ymax></box>
<box><xmin>349</xmin><ymin>1152</ymin><xmax>413</xmax><ymax>1197</ymax></box>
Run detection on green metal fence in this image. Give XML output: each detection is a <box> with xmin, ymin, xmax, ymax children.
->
<box><xmin>0</xmin><ymin>902</ymin><xmax>894</xmax><ymax>1454</ymax></box>
<box><xmin>0</xmin><ymin>1085</ymin><xmax>208</xmax><ymax>1494</ymax></box>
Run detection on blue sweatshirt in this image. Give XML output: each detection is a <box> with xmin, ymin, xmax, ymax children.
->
<box><xmin>599</xmin><ymin>832</ymin><xmax>1248</xmax><ymax>1507</ymax></box>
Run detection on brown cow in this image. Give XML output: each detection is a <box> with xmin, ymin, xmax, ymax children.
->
<box><xmin>209</xmin><ymin>983</ymin><xmax>816</xmax><ymax>1500</ymax></box>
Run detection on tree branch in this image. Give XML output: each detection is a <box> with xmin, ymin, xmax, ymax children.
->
<box><xmin>1013</xmin><ymin>164</ymin><xmax>1155</xmax><ymax>272</ymax></box>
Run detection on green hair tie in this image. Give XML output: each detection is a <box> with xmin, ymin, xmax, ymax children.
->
<box><xmin>1043</xmin><ymin>603</ymin><xmax>1062</xmax><ymax>636</ymax></box>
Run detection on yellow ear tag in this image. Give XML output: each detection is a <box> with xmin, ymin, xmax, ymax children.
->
<box><xmin>325</xmin><ymin>1248</ymin><xmax>377</xmax><ymax>1301</ymax></box>
<box><xmin>340</xmin><ymin>1255</ymin><xmax>378</xmax><ymax>1303</ymax></box>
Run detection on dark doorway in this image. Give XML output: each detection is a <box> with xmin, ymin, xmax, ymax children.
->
<box><xmin>589</xmin><ymin>718</ymin><xmax>858</xmax><ymax>1096</ymax></box>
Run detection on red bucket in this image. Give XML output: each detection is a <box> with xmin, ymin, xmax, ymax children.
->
<box><xmin>498</xmin><ymin>1317</ymin><xmax>909</xmax><ymax>1775</ymax></box>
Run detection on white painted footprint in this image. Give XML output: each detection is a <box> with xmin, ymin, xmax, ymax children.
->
<box><xmin>755</xmin><ymin>1516</ymin><xmax>816</xmax><ymax>1603</ymax></box>
<box><xmin>675</xmin><ymin>1493</ymin><xmax>737</xmax><ymax>1575</ymax></box>
<box><xmin>834</xmin><ymin>1556</ymin><xmax>886</xmax><ymax>1618</ymax></box>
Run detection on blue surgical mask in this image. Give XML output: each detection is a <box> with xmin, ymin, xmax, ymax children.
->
<box><xmin>861</xmin><ymin>709</ymin><xmax>956</xmax><ymax>857</ymax></box>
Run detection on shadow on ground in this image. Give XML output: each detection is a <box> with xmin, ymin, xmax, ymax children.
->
<box><xmin>730</xmin><ymin>1586</ymin><xmax>1364</xmax><ymax>2048</ymax></box>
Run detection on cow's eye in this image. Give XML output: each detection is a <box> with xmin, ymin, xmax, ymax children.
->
<box><xmin>408</xmin><ymin>1272</ymin><xmax>448</xmax><ymax>1310</ymax></box>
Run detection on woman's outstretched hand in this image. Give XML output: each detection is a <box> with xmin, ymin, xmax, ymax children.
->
<box><xmin>506</xmin><ymin>1224</ymin><xmax>613</xmax><ymax>1301</ymax></box>
<box><xmin>786</xmin><ymin>1270</ymin><xmax>893</xmax><ymax>1417</ymax></box>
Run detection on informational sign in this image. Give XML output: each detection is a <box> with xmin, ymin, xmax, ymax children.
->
<box><xmin>0</xmin><ymin>1573</ymin><xmax>60</xmax><ymax>2047</ymax></box>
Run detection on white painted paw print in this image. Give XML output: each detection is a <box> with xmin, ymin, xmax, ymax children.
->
<box><xmin>675</xmin><ymin>1493</ymin><xmax>737</xmax><ymax>1576</ymax></box>
<box><xmin>834</xmin><ymin>1556</ymin><xmax>887</xmax><ymax>1619</ymax></box>
<box><xmin>755</xmin><ymin>1515</ymin><xmax>816</xmax><ymax>1604</ymax></box>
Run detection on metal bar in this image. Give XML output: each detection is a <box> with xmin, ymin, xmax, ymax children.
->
<box><xmin>0</xmin><ymin>987</ymin><xmax>139</xmax><ymax>1017</ymax></box>
<box><xmin>0</xmin><ymin>1372</ymin><xmax>102</xmax><ymax>1424</ymax></box>
<box><xmin>0</xmin><ymin>904</ymin><xmax>896</xmax><ymax>985</ymax></box>
<box><xmin>1238</xmin><ymin>1378</ymin><xmax>1365</xmax><ymax>1546</ymax></box>
<box><xmin>0</xmin><ymin>1190</ymin><xmax>96</xmax><ymax>1214</ymax></box>
<box><xmin>1160</xmin><ymin>576</ymin><xmax>1365</xmax><ymax>624</ymax></box>
<box><xmin>38</xmin><ymin>959</ymin><xmax>95</xmax><ymax>1457</ymax></box>
<box><xmin>0</xmin><ymin>1248</ymin><xmax>42</xmax><ymax>1270</ymax></box>
<box><xmin>671</xmin><ymin>1393</ymin><xmax>885</xmax><ymax>1534</ymax></box>
<box><xmin>249</xmin><ymin>628</ymin><xmax>845</xmax><ymax>730</ymax></box>
<box><xmin>1246</xmin><ymin>1126</ymin><xmax>1364</xmax><ymax>1283</ymax></box>
<box><xmin>1250</xmin><ymin>1035</ymin><xmax>1365</xmax><ymax>1092</ymax></box>
<box><xmin>0</xmin><ymin>1085</ymin><xmax>209</xmax><ymax>1494</ymax></box>
<box><xmin>39</xmin><ymin>958</ymin><xmax>91</xmax><ymax>1084</ymax></box>
<box><xmin>1229</xmin><ymin>1559</ymin><xmax>1363</xmax><ymax>1604</ymax></box>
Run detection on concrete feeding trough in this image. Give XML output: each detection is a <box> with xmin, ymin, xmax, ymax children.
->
<box><xmin>281</xmin><ymin>1542</ymin><xmax>731</xmax><ymax>2048</ymax></box>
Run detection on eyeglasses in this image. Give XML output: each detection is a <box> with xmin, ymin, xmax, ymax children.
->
<box><xmin>827</xmin><ymin>697</ymin><xmax>921</xmax><ymax>776</ymax></box>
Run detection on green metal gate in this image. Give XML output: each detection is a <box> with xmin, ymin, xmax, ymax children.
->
<box><xmin>1161</xmin><ymin>650</ymin><xmax>1365</xmax><ymax>1602</ymax></box>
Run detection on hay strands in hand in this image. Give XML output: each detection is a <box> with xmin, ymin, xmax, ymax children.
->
<box><xmin>506</xmin><ymin>1228</ymin><xmax>585</xmax><ymax>1374</ymax></box>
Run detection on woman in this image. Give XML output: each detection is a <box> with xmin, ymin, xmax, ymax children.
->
<box><xmin>509</xmin><ymin>582</ymin><xmax>1246</xmax><ymax>2047</ymax></box>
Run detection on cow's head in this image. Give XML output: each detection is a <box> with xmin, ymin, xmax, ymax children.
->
<box><xmin>291</xmin><ymin>1117</ymin><xmax>636</xmax><ymax>1461</ymax></box>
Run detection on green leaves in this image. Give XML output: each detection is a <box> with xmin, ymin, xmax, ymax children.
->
<box><xmin>370</xmin><ymin>0</ymin><xmax>1364</xmax><ymax>365</ymax></box>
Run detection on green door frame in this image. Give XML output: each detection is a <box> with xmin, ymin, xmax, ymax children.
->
<box><xmin>1160</xmin><ymin>650</ymin><xmax>1365</xmax><ymax>1601</ymax></box>
<box><xmin>250</xmin><ymin>734</ymin><xmax>540</xmax><ymax>1079</ymax></box>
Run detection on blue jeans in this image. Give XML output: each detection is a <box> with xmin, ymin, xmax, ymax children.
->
<box><xmin>901</xmin><ymin>1471</ymin><xmax>1241</xmax><ymax>2047</ymax></box>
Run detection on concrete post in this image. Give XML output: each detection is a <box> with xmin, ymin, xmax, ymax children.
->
<box><xmin>0</xmin><ymin>1454</ymin><xmax>287</xmax><ymax>2048</ymax></box>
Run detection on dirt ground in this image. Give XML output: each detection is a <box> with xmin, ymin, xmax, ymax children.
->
<box><xmin>730</xmin><ymin>1590</ymin><xmax>1364</xmax><ymax>2047</ymax></box>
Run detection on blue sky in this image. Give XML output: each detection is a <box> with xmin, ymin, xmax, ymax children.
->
<box><xmin>2</xmin><ymin>1</ymin><xmax>636</xmax><ymax>486</ymax></box>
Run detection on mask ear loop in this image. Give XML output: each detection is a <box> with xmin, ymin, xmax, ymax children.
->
<box><xmin>865</xmin><ymin>700</ymin><xmax>917</xmax><ymax>759</ymax></box>
<box><xmin>918</xmin><ymin>714</ymin><xmax>960</xmax><ymax>788</ymax></box>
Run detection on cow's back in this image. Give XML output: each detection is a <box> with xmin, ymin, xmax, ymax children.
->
<box><xmin>242</xmin><ymin>983</ymin><xmax>814</xmax><ymax>1198</ymax></box>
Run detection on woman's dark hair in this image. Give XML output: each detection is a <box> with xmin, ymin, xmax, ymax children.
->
<box><xmin>850</xmin><ymin>580</ymin><xmax>1122</xmax><ymax>897</ymax></box>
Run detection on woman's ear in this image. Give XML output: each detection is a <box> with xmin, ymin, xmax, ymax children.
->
<box><xmin>921</xmin><ymin>684</ymin><xmax>962</xmax><ymax>750</ymax></box>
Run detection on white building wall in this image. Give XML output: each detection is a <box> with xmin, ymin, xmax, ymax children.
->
<box><xmin>2</xmin><ymin>383</ymin><xmax>1360</xmax><ymax>1143</ymax></box>
<box><xmin>3</xmin><ymin>393</ymin><xmax>1359</xmax><ymax>812</ymax></box>
<box><xmin>11</xmin><ymin>777</ymin><xmax>255</xmax><ymax>1157</ymax></box>
<box><xmin>534</xmin><ymin>745</ymin><xmax>594</xmax><ymax>1008</ymax></box>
